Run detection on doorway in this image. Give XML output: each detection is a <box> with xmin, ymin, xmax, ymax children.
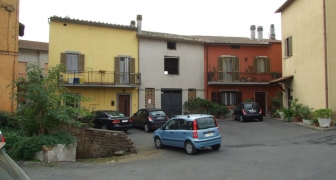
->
<box><xmin>118</xmin><ymin>95</ymin><xmax>130</xmax><ymax>117</ymax></box>
<box><xmin>255</xmin><ymin>92</ymin><xmax>266</xmax><ymax>116</ymax></box>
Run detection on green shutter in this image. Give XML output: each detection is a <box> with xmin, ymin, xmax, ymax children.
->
<box><xmin>266</xmin><ymin>58</ymin><xmax>270</xmax><ymax>73</ymax></box>
<box><xmin>234</xmin><ymin>57</ymin><xmax>240</xmax><ymax>81</ymax></box>
<box><xmin>284</xmin><ymin>39</ymin><xmax>287</xmax><ymax>56</ymax></box>
<box><xmin>253</xmin><ymin>58</ymin><xmax>258</xmax><ymax>72</ymax></box>
<box><xmin>218</xmin><ymin>57</ymin><xmax>223</xmax><ymax>81</ymax></box>
<box><xmin>130</xmin><ymin>58</ymin><xmax>135</xmax><ymax>84</ymax></box>
<box><xmin>61</xmin><ymin>53</ymin><xmax>66</xmax><ymax>68</ymax></box>
<box><xmin>236</xmin><ymin>91</ymin><xmax>242</xmax><ymax>105</ymax></box>
<box><xmin>289</xmin><ymin>36</ymin><xmax>292</xmax><ymax>56</ymax></box>
<box><xmin>114</xmin><ymin>57</ymin><xmax>120</xmax><ymax>84</ymax></box>
<box><xmin>79</xmin><ymin>54</ymin><xmax>85</xmax><ymax>71</ymax></box>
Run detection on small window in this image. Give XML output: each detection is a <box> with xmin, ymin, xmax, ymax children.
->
<box><xmin>167</xmin><ymin>42</ymin><xmax>176</xmax><ymax>50</ymax></box>
<box><xmin>231</xmin><ymin>45</ymin><xmax>240</xmax><ymax>49</ymax></box>
<box><xmin>284</xmin><ymin>36</ymin><xmax>292</xmax><ymax>57</ymax></box>
<box><xmin>188</xmin><ymin>89</ymin><xmax>196</xmax><ymax>100</ymax></box>
<box><xmin>164</xmin><ymin>56</ymin><xmax>179</xmax><ymax>75</ymax></box>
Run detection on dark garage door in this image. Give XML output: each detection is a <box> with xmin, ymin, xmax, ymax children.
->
<box><xmin>161</xmin><ymin>89</ymin><xmax>182</xmax><ymax>118</ymax></box>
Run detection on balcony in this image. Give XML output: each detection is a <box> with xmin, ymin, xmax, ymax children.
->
<box><xmin>208</xmin><ymin>72</ymin><xmax>281</xmax><ymax>85</ymax></box>
<box><xmin>60</xmin><ymin>70</ymin><xmax>141</xmax><ymax>87</ymax></box>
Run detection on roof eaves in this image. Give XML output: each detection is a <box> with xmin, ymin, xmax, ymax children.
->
<box><xmin>275</xmin><ymin>0</ymin><xmax>294</xmax><ymax>13</ymax></box>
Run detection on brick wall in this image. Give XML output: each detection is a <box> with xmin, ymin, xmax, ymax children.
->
<box><xmin>60</xmin><ymin>126</ymin><xmax>134</xmax><ymax>159</ymax></box>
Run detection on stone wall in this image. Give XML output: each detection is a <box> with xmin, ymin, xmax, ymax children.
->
<box><xmin>60</xmin><ymin>126</ymin><xmax>134</xmax><ymax>159</ymax></box>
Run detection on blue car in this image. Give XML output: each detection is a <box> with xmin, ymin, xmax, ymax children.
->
<box><xmin>153</xmin><ymin>114</ymin><xmax>221</xmax><ymax>155</ymax></box>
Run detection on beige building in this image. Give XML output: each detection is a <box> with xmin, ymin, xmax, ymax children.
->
<box><xmin>273</xmin><ymin>0</ymin><xmax>336</xmax><ymax>111</ymax></box>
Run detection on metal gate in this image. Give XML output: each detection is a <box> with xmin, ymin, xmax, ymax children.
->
<box><xmin>161</xmin><ymin>89</ymin><xmax>182</xmax><ymax>118</ymax></box>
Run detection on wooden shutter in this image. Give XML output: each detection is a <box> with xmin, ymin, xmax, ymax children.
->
<box><xmin>236</xmin><ymin>91</ymin><xmax>242</xmax><ymax>105</ymax></box>
<box><xmin>218</xmin><ymin>57</ymin><xmax>223</xmax><ymax>81</ymax></box>
<box><xmin>253</xmin><ymin>58</ymin><xmax>258</xmax><ymax>72</ymax></box>
<box><xmin>284</xmin><ymin>39</ymin><xmax>288</xmax><ymax>56</ymax></box>
<box><xmin>234</xmin><ymin>57</ymin><xmax>240</xmax><ymax>81</ymax></box>
<box><xmin>288</xmin><ymin>36</ymin><xmax>292</xmax><ymax>56</ymax></box>
<box><xmin>114</xmin><ymin>57</ymin><xmax>120</xmax><ymax>84</ymax></box>
<box><xmin>130</xmin><ymin>58</ymin><xmax>135</xmax><ymax>84</ymax></box>
<box><xmin>60</xmin><ymin>53</ymin><xmax>66</xmax><ymax>67</ymax></box>
<box><xmin>79</xmin><ymin>54</ymin><xmax>85</xmax><ymax>71</ymax></box>
<box><xmin>266</xmin><ymin>58</ymin><xmax>270</xmax><ymax>73</ymax></box>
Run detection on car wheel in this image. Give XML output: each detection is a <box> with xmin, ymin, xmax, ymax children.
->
<box><xmin>124</xmin><ymin>130</ymin><xmax>128</xmax><ymax>133</ymax></box>
<box><xmin>101</xmin><ymin>125</ymin><xmax>108</xmax><ymax>130</ymax></box>
<box><xmin>211</xmin><ymin>144</ymin><xmax>221</xmax><ymax>150</ymax></box>
<box><xmin>240</xmin><ymin>115</ymin><xmax>245</xmax><ymax>123</ymax></box>
<box><xmin>154</xmin><ymin>136</ymin><xmax>163</xmax><ymax>149</ymax></box>
<box><xmin>259</xmin><ymin>117</ymin><xmax>263</xmax><ymax>121</ymax></box>
<box><xmin>144</xmin><ymin>123</ymin><xmax>151</xmax><ymax>133</ymax></box>
<box><xmin>185</xmin><ymin>141</ymin><xmax>197</xmax><ymax>155</ymax></box>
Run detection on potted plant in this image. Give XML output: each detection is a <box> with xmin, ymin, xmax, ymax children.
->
<box><xmin>299</xmin><ymin>105</ymin><xmax>314</xmax><ymax>126</ymax></box>
<box><xmin>313</xmin><ymin>108</ymin><xmax>334</xmax><ymax>128</ymax></box>
<box><xmin>290</xmin><ymin>98</ymin><xmax>303</xmax><ymax>122</ymax></box>
<box><xmin>283</xmin><ymin>108</ymin><xmax>294</xmax><ymax>122</ymax></box>
<box><xmin>271</xmin><ymin>71</ymin><xmax>280</xmax><ymax>79</ymax></box>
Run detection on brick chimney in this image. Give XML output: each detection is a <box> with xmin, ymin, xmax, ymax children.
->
<box><xmin>257</xmin><ymin>26</ymin><xmax>263</xmax><ymax>41</ymax></box>
<box><xmin>250</xmin><ymin>25</ymin><xmax>256</xmax><ymax>40</ymax></box>
<box><xmin>269</xmin><ymin>24</ymin><xmax>275</xmax><ymax>40</ymax></box>
<box><xmin>130</xmin><ymin>20</ymin><xmax>135</xmax><ymax>27</ymax></box>
<box><xmin>137</xmin><ymin>15</ymin><xmax>142</xmax><ymax>33</ymax></box>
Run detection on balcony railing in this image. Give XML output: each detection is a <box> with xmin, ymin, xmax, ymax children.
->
<box><xmin>60</xmin><ymin>71</ymin><xmax>141</xmax><ymax>86</ymax></box>
<box><xmin>208</xmin><ymin>72</ymin><xmax>281</xmax><ymax>82</ymax></box>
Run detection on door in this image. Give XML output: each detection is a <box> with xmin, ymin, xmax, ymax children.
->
<box><xmin>161</xmin><ymin>89</ymin><xmax>182</xmax><ymax>118</ymax></box>
<box><xmin>118</xmin><ymin>95</ymin><xmax>130</xmax><ymax>117</ymax></box>
<box><xmin>255</xmin><ymin>92</ymin><xmax>266</xmax><ymax>116</ymax></box>
<box><xmin>161</xmin><ymin>119</ymin><xmax>177</xmax><ymax>146</ymax></box>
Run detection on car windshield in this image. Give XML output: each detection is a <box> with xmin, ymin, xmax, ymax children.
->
<box><xmin>244</xmin><ymin>103</ymin><xmax>259</xmax><ymax>109</ymax></box>
<box><xmin>150</xmin><ymin>111</ymin><xmax>166</xmax><ymax>116</ymax></box>
<box><xmin>196</xmin><ymin>117</ymin><xmax>216</xmax><ymax>129</ymax></box>
<box><xmin>105</xmin><ymin>111</ymin><xmax>125</xmax><ymax>117</ymax></box>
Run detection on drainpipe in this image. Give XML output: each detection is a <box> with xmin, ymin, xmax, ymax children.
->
<box><xmin>206</xmin><ymin>44</ymin><xmax>209</xmax><ymax>100</ymax></box>
<box><xmin>323</xmin><ymin>0</ymin><xmax>328</xmax><ymax>108</ymax></box>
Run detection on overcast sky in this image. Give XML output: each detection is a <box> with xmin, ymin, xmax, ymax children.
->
<box><xmin>19</xmin><ymin>0</ymin><xmax>286</xmax><ymax>43</ymax></box>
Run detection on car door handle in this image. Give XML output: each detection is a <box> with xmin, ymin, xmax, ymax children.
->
<box><xmin>170</xmin><ymin>132</ymin><xmax>173</xmax><ymax>134</ymax></box>
<box><xmin>183</xmin><ymin>132</ymin><xmax>186</xmax><ymax>134</ymax></box>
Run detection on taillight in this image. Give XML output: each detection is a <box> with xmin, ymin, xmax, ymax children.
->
<box><xmin>1</xmin><ymin>134</ymin><xmax>5</xmax><ymax>142</ymax></box>
<box><xmin>192</xmin><ymin>119</ymin><xmax>198</xmax><ymax>138</ymax></box>
<box><xmin>166</xmin><ymin>116</ymin><xmax>169</xmax><ymax>120</ymax></box>
<box><xmin>148</xmin><ymin>117</ymin><xmax>153</xmax><ymax>121</ymax></box>
<box><xmin>112</xmin><ymin>119</ymin><xmax>120</xmax><ymax>124</ymax></box>
<box><xmin>129</xmin><ymin>118</ymin><xmax>132</xmax><ymax>122</ymax></box>
<box><xmin>242</xmin><ymin>109</ymin><xmax>247</xmax><ymax>114</ymax></box>
<box><xmin>259</xmin><ymin>108</ymin><xmax>262</xmax><ymax>114</ymax></box>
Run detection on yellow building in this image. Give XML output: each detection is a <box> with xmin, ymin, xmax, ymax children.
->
<box><xmin>48</xmin><ymin>16</ymin><xmax>140</xmax><ymax>117</ymax></box>
<box><xmin>0</xmin><ymin>0</ymin><xmax>23</xmax><ymax>113</ymax></box>
<box><xmin>274</xmin><ymin>0</ymin><xmax>336</xmax><ymax>111</ymax></box>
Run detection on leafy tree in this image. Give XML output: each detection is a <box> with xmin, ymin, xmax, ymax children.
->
<box><xmin>10</xmin><ymin>63</ymin><xmax>91</xmax><ymax>136</ymax></box>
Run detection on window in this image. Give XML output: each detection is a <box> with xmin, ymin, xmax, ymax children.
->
<box><xmin>164</xmin><ymin>56</ymin><xmax>179</xmax><ymax>75</ymax></box>
<box><xmin>222</xmin><ymin>91</ymin><xmax>237</xmax><ymax>106</ymax></box>
<box><xmin>231</xmin><ymin>45</ymin><xmax>240</xmax><ymax>49</ymax></box>
<box><xmin>167</xmin><ymin>42</ymin><xmax>176</xmax><ymax>50</ymax></box>
<box><xmin>119</xmin><ymin>57</ymin><xmax>130</xmax><ymax>84</ymax></box>
<box><xmin>145</xmin><ymin>88</ymin><xmax>155</xmax><ymax>108</ymax></box>
<box><xmin>211</xmin><ymin>92</ymin><xmax>222</xmax><ymax>104</ymax></box>
<box><xmin>284</xmin><ymin>36</ymin><xmax>292</xmax><ymax>57</ymax></box>
<box><xmin>65</xmin><ymin>93</ymin><xmax>81</xmax><ymax>109</ymax></box>
<box><xmin>114</xmin><ymin>57</ymin><xmax>135</xmax><ymax>84</ymax></box>
<box><xmin>60</xmin><ymin>52</ymin><xmax>84</xmax><ymax>73</ymax></box>
<box><xmin>254</xmin><ymin>57</ymin><xmax>270</xmax><ymax>73</ymax></box>
<box><xmin>218</xmin><ymin>56</ymin><xmax>240</xmax><ymax>81</ymax></box>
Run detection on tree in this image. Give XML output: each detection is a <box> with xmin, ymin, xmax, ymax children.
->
<box><xmin>11</xmin><ymin>63</ymin><xmax>91</xmax><ymax>135</ymax></box>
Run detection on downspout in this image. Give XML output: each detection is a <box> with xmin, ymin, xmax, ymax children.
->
<box><xmin>323</xmin><ymin>0</ymin><xmax>328</xmax><ymax>108</ymax></box>
<box><xmin>206</xmin><ymin>44</ymin><xmax>209</xmax><ymax>100</ymax></box>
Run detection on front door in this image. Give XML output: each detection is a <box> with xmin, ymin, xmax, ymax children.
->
<box><xmin>118</xmin><ymin>95</ymin><xmax>130</xmax><ymax>117</ymax></box>
<box><xmin>161</xmin><ymin>89</ymin><xmax>182</xmax><ymax>118</ymax></box>
<box><xmin>255</xmin><ymin>92</ymin><xmax>266</xmax><ymax>116</ymax></box>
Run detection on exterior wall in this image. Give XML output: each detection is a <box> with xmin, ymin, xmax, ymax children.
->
<box><xmin>49</xmin><ymin>20</ymin><xmax>139</xmax><ymax>116</ymax></box>
<box><xmin>139</xmin><ymin>38</ymin><xmax>204</xmax><ymax>109</ymax></box>
<box><xmin>326</xmin><ymin>0</ymin><xmax>336</xmax><ymax>110</ymax></box>
<box><xmin>0</xmin><ymin>0</ymin><xmax>19</xmax><ymax>113</ymax></box>
<box><xmin>280</xmin><ymin>0</ymin><xmax>325</xmax><ymax>109</ymax></box>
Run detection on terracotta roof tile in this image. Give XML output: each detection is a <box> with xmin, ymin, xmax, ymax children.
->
<box><xmin>19</xmin><ymin>40</ymin><xmax>48</xmax><ymax>51</ymax></box>
<box><xmin>138</xmin><ymin>31</ymin><xmax>203</xmax><ymax>43</ymax></box>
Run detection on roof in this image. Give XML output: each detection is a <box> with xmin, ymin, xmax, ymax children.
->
<box><xmin>270</xmin><ymin>75</ymin><xmax>294</xmax><ymax>84</ymax></box>
<box><xmin>275</xmin><ymin>0</ymin><xmax>295</xmax><ymax>13</ymax></box>
<box><xmin>138</xmin><ymin>31</ymin><xmax>281</xmax><ymax>45</ymax></box>
<box><xmin>19</xmin><ymin>40</ymin><xmax>48</xmax><ymax>51</ymax></box>
<box><xmin>49</xmin><ymin>16</ymin><xmax>137</xmax><ymax>31</ymax></box>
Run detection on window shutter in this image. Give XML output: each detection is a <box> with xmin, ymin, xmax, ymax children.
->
<box><xmin>234</xmin><ymin>57</ymin><xmax>240</xmax><ymax>81</ymax></box>
<box><xmin>284</xmin><ymin>39</ymin><xmax>288</xmax><ymax>56</ymax></box>
<box><xmin>253</xmin><ymin>58</ymin><xmax>258</xmax><ymax>72</ymax></box>
<box><xmin>114</xmin><ymin>57</ymin><xmax>120</xmax><ymax>84</ymax></box>
<box><xmin>60</xmin><ymin>53</ymin><xmax>66</xmax><ymax>67</ymax></box>
<box><xmin>266</xmin><ymin>58</ymin><xmax>270</xmax><ymax>73</ymax></box>
<box><xmin>236</xmin><ymin>91</ymin><xmax>242</xmax><ymax>105</ymax></box>
<box><xmin>130</xmin><ymin>58</ymin><xmax>135</xmax><ymax>84</ymax></box>
<box><xmin>218</xmin><ymin>57</ymin><xmax>223</xmax><ymax>81</ymax></box>
<box><xmin>79</xmin><ymin>54</ymin><xmax>85</xmax><ymax>71</ymax></box>
<box><xmin>288</xmin><ymin>36</ymin><xmax>292</xmax><ymax>56</ymax></box>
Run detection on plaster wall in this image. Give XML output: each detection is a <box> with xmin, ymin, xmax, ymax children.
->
<box><xmin>18</xmin><ymin>49</ymin><xmax>48</xmax><ymax>68</ymax></box>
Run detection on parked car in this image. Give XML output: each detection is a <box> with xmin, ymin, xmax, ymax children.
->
<box><xmin>233</xmin><ymin>102</ymin><xmax>263</xmax><ymax>122</ymax></box>
<box><xmin>0</xmin><ymin>130</ymin><xmax>31</xmax><ymax>180</ymax></box>
<box><xmin>131</xmin><ymin>108</ymin><xmax>169</xmax><ymax>132</ymax></box>
<box><xmin>91</xmin><ymin>110</ymin><xmax>132</xmax><ymax>132</ymax></box>
<box><xmin>153</xmin><ymin>114</ymin><xmax>221</xmax><ymax>155</ymax></box>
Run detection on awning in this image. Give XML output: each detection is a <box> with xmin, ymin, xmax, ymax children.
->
<box><xmin>270</xmin><ymin>75</ymin><xmax>294</xmax><ymax>92</ymax></box>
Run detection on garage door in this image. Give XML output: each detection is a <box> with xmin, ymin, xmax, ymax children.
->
<box><xmin>161</xmin><ymin>89</ymin><xmax>182</xmax><ymax>118</ymax></box>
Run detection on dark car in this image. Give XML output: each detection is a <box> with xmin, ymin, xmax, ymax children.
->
<box><xmin>131</xmin><ymin>108</ymin><xmax>169</xmax><ymax>132</ymax></box>
<box><xmin>91</xmin><ymin>110</ymin><xmax>132</xmax><ymax>132</ymax></box>
<box><xmin>233</xmin><ymin>102</ymin><xmax>263</xmax><ymax>122</ymax></box>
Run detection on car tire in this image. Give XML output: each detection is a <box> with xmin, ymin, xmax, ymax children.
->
<box><xmin>144</xmin><ymin>123</ymin><xmax>152</xmax><ymax>133</ymax></box>
<box><xmin>259</xmin><ymin>117</ymin><xmax>263</xmax><ymax>121</ymax></box>
<box><xmin>124</xmin><ymin>130</ymin><xmax>128</xmax><ymax>133</ymax></box>
<box><xmin>185</xmin><ymin>141</ymin><xmax>197</xmax><ymax>155</ymax></box>
<box><xmin>101</xmin><ymin>125</ymin><xmax>108</xmax><ymax>130</ymax></box>
<box><xmin>154</xmin><ymin>136</ymin><xmax>163</xmax><ymax>149</ymax></box>
<box><xmin>211</xmin><ymin>144</ymin><xmax>221</xmax><ymax>150</ymax></box>
<box><xmin>240</xmin><ymin>115</ymin><xmax>245</xmax><ymax>123</ymax></box>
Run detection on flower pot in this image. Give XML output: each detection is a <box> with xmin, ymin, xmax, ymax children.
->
<box><xmin>278</xmin><ymin>112</ymin><xmax>284</xmax><ymax>119</ymax></box>
<box><xmin>314</xmin><ymin>122</ymin><xmax>319</xmax><ymax>127</ymax></box>
<box><xmin>292</xmin><ymin>117</ymin><xmax>302</xmax><ymax>123</ymax></box>
<box><xmin>303</xmin><ymin>119</ymin><xmax>313</xmax><ymax>126</ymax></box>
<box><xmin>317</xmin><ymin>118</ymin><xmax>331</xmax><ymax>128</ymax></box>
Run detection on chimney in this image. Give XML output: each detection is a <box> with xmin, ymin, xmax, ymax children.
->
<box><xmin>257</xmin><ymin>26</ymin><xmax>263</xmax><ymax>41</ymax></box>
<box><xmin>269</xmin><ymin>24</ymin><xmax>275</xmax><ymax>40</ymax></box>
<box><xmin>250</xmin><ymin>25</ymin><xmax>256</xmax><ymax>40</ymax></box>
<box><xmin>137</xmin><ymin>15</ymin><xmax>142</xmax><ymax>33</ymax></box>
<box><xmin>130</xmin><ymin>20</ymin><xmax>135</xmax><ymax>27</ymax></box>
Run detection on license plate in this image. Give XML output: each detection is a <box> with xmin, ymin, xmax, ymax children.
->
<box><xmin>122</xmin><ymin>120</ymin><xmax>128</xmax><ymax>123</ymax></box>
<box><xmin>205</xmin><ymin>132</ymin><xmax>214</xmax><ymax>137</ymax></box>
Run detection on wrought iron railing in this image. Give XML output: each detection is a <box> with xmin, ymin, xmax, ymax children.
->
<box><xmin>208</xmin><ymin>72</ymin><xmax>281</xmax><ymax>82</ymax></box>
<box><xmin>60</xmin><ymin>71</ymin><xmax>141</xmax><ymax>85</ymax></box>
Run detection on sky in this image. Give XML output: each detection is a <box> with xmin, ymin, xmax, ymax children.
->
<box><xmin>19</xmin><ymin>0</ymin><xmax>287</xmax><ymax>43</ymax></box>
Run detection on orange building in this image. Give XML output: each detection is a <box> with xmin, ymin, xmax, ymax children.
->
<box><xmin>196</xmin><ymin>25</ymin><xmax>282</xmax><ymax>116</ymax></box>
